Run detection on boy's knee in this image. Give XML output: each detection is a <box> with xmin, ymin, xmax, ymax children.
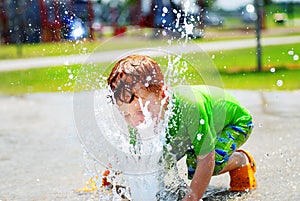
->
<box><xmin>231</xmin><ymin>151</ymin><xmax>247</xmax><ymax>167</ymax></box>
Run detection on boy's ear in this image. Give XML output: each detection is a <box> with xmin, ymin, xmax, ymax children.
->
<box><xmin>161</xmin><ymin>85</ymin><xmax>168</xmax><ymax>99</ymax></box>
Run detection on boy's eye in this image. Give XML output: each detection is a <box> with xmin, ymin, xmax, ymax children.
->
<box><xmin>115</xmin><ymin>85</ymin><xmax>137</xmax><ymax>104</ymax></box>
<box><xmin>121</xmin><ymin>91</ymin><xmax>136</xmax><ymax>103</ymax></box>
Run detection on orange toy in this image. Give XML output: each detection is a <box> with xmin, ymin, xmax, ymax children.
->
<box><xmin>75</xmin><ymin>176</ymin><xmax>98</xmax><ymax>193</ymax></box>
<box><xmin>229</xmin><ymin>150</ymin><xmax>257</xmax><ymax>191</ymax></box>
<box><xmin>101</xmin><ymin>169</ymin><xmax>111</xmax><ymax>187</ymax></box>
<box><xmin>76</xmin><ymin>169</ymin><xmax>112</xmax><ymax>193</ymax></box>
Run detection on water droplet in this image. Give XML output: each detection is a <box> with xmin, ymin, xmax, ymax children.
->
<box><xmin>223</xmin><ymin>66</ymin><xmax>227</xmax><ymax>69</ymax></box>
<box><xmin>57</xmin><ymin>86</ymin><xmax>62</xmax><ymax>90</ymax></box>
<box><xmin>258</xmin><ymin>123</ymin><xmax>263</xmax><ymax>128</ymax></box>
<box><xmin>270</xmin><ymin>67</ymin><xmax>276</xmax><ymax>73</ymax></box>
<box><xmin>288</xmin><ymin>50</ymin><xmax>294</xmax><ymax>55</ymax></box>
<box><xmin>293</xmin><ymin>54</ymin><xmax>299</xmax><ymax>61</ymax></box>
<box><xmin>67</xmin><ymin>69</ymin><xmax>72</xmax><ymax>74</ymax></box>
<box><xmin>211</xmin><ymin>54</ymin><xmax>215</xmax><ymax>59</ymax></box>
<box><xmin>36</xmin><ymin>178</ymin><xmax>40</xmax><ymax>182</ymax></box>
<box><xmin>197</xmin><ymin>134</ymin><xmax>203</xmax><ymax>140</ymax></box>
<box><xmin>276</xmin><ymin>80</ymin><xmax>283</xmax><ymax>87</ymax></box>
<box><xmin>146</xmin><ymin>76</ymin><xmax>152</xmax><ymax>81</ymax></box>
<box><xmin>162</xmin><ymin>7</ymin><xmax>168</xmax><ymax>13</ymax></box>
<box><xmin>69</xmin><ymin>74</ymin><xmax>74</xmax><ymax>80</ymax></box>
<box><xmin>185</xmin><ymin>23</ymin><xmax>194</xmax><ymax>35</ymax></box>
<box><xmin>166</xmin><ymin>144</ymin><xmax>172</xmax><ymax>151</ymax></box>
<box><xmin>199</xmin><ymin>119</ymin><xmax>205</xmax><ymax>125</ymax></box>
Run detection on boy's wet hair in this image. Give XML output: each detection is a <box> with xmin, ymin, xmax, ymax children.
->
<box><xmin>107</xmin><ymin>55</ymin><xmax>164</xmax><ymax>104</ymax></box>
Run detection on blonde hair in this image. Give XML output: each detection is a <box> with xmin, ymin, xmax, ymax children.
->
<box><xmin>107</xmin><ymin>55</ymin><xmax>164</xmax><ymax>104</ymax></box>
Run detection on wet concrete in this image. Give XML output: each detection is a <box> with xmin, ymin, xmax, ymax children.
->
<box><xmin>0</xmin><ymin>90</ymin><xmax>299</xmax><ymax>201</ymax></box>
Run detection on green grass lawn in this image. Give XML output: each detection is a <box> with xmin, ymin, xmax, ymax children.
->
<box><xmin>221</xmin><ymin>68</ymin><xmax>300</xmax><ymax>90</ymax></box>
<box><xmin>0</xmin><ymin>35</ymin><xmax>176</xmax><ymax>60</ymax></box>
<box><xmin>0</xmin><ymin>41</ymin><xmax>97</xmax><ymax>60</ymax></box>
<box><xmin>1</xmin><ymin>27</ymin><xmax>299</xmax><ymax>60</ymax></box>
<box><xmin>1</xmin><ymin>64</ymin><xmax>298</xmax><ymax>95</ymax></box>
<box><xmin>210</xmin><ymin>43</ymin><xmax>300</xmax><ymax>72</ymax></box>
<box><xmin>0</xmin><ymin>42</ymin><xmax>299</xmax><ymax>95</ymax></box>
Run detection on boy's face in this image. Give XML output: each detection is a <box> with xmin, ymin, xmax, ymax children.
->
<box><xmin>117</xmin><ymin>87</ymin><xmax>162</xmax><ymax>128</ymax></box>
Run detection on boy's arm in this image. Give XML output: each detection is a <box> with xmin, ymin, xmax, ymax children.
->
<box><xmin>183</xmin><ymin>151</ymin><xmax>215</xmax><ymax>201</ymax></box>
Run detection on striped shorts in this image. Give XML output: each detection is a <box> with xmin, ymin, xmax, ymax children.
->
<box><xmin>186</xmin><ymin>121</ymin><xmax>254</xmax><ymax>179</ymax></box>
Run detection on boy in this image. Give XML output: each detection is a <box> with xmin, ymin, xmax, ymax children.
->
<box><xmin>107</xmin><ymin>54</ymin><xmax>256</xmax><ymax>200</ymax></box>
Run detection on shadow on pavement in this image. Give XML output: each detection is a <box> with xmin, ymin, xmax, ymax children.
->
<box><xmin>203</xmin><ymin>186</ymin><xmax>250</xmax><ymax>201</ymax></box>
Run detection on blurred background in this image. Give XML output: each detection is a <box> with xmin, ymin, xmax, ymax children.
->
<box><xmin>0</xmin><ymin>0</ymin><xmax>300</xmax><ymax>93</ymax></box>
<box><xmin>0</xmin><ymin>0</ymin><xmax>299</xmax><ymax>43</ymax></box>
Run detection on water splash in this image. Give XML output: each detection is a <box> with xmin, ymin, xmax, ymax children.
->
<box><xmin>287</xmin><ymin>48</ymin><xmax>299</xmax><ymax>61</ymax></box>
<box><xmin>293</xmin><ymin>54</ymin><xmax>299</xmax><ymax>61</ymax></box>
<box><xmin>276</xmin><ymin>80</ymin><xmax>283</xmax><ymax>87</ymax></box>
<box><xmin>74</xmin><ymin>11</ymin><xmax>221</xmax><ymax>198</ymax></box>
<box><xmin>75</xmin><ymin>55</ymin><xmax>192</xmax><ymax>200</ymax></box>
<box><xmin>136</xmin><ymin>98</ymin><xmax>154</xmax><ymax>130</ymax></box>
<box><xmin>270</xmin><ymin>67</ymin><xmax>275</xmax><ymax>73</ymax></box>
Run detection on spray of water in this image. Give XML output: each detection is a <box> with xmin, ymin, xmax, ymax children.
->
<box><xmin>136</xmin><ymin>98</ymin><xmax>154</xmax><ymax>130</ymax></box>
<box><xmin>73</xmin><ymin>3</ymin><xmax>223</xmax><ymax>200</ymax></box>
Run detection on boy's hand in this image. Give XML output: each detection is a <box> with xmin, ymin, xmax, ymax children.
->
<box><xmin>183</xmin><ymin>151</ymin><xmax>215</xmax><ymax>201</ymax></box>
<box><xmin>182</xmin><ymin>191</ymin><xmax>199</xmax><ymax>201</ymax></box>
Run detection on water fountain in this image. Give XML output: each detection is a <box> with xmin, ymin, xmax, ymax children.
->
<box><xmin>73</xmin><ymin>1</ymin><xmax>223</xmax><ymax>200</ymax></box>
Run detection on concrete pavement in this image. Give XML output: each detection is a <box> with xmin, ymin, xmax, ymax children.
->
<box><xmin>0</xmin><ymin>35</ymin><xmax>299</xmax><ymax>72</ymax></box>
<box><xmin>1</xmin><ymin>32</ymin><xmax>300</xmax><ymax>200</ymax></box>
<box><xmin>0</xmin><ymin>90</ymin><xmax>299</xmax><ymax>201</ymax></box>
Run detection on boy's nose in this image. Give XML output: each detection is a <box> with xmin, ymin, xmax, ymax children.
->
<box><xmin>131</xmin><ymin>112</ymin><xmax>145</xmax><ymax>127</ymax></box>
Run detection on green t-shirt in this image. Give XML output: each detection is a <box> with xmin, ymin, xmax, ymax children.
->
<box><xmin>165</xmin><ymin>85</ymin><xmax>252</xmax><ymax>158</ymax></box>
